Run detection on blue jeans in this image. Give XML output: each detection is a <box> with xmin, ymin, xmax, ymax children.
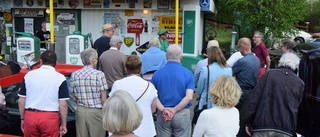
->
<box><xmin>156</xmin><ymin>108</ymin><xmax>191</xmax><ymax>137</ymax></box>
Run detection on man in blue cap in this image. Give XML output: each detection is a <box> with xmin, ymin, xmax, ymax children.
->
<box><xmin>158</xmin><ymin>28</ymin><xmax>169</xmax><ymax>52</ymax></box>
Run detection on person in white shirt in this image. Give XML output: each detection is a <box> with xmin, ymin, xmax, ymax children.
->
<box><xmin>227</xmin><ymin>51</ymin><xmax>243</xmax><ymax>67</ymax></box>
<box><xmin>193</xmin><ymin>75</ymin><xmax>242</xmax><ymax>137</ymax></box>
<box><xmin>109</xmin><ymin>55</ymin><xmax>158</xmax><ymax>137</ymax></box>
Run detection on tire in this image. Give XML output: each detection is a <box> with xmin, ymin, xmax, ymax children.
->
<box><xmin>205</xmin><ymin>28</ymin><xmax>217</xmax><ymax>40</ymax></box>
<box><xmin>294</xmin><ymin>37</ymin><xmax>304</xmax><ymax>44</ymax></box>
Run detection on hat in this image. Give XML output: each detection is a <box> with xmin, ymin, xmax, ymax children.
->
<box><xmin>102</xmin><ymin>23</ymin><xmax>114</xmax><ymax>31</ymax></box>
<box><xmin>158</xmin><ymin>29</ymin><xmax>168</xmax><ymax>35</ymax></box>
<box><xmin>110</xmin><ymin>36</ymin><xmax>123</xmax><ymax>43</ymax></box>
<box><xmin>207</xmin><ymin>40</ymin><xmax>219</xmax><ymax>49</ymax></box>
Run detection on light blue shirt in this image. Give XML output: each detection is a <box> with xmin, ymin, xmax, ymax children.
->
<box><xmin>197</xmin><ymin>62</ymin><xmax>232</xmax><ymax>109</ymax></box>
<box><xmin>194</xmin><ymin>58</ymin><xmax>208</xmax><ymax>82</ymax></box>
<box><xmin>141</xmin><ymin>46</ymin><xmax>167</xmax><ymax>74</ymax></box>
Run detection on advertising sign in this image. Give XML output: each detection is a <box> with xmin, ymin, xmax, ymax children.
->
<box><xmin>15</xmin><ymin>9</ymin><xmax>44</xmax><ymax>17</ymax></box>
<box><xmin>167</xmin><ymin>32</ymin><xmax>182</xmax><ymax>44</ymax></box>
<box><xmin>159</xmin><ymin>16</ymin><xmax>182</xmax><ymax>32</ymax></box>
<box><xmin>84</xmin><ymin>0</ymin><xmax>102</xmax><ymax>8</ymax></box>
<box><xmin>127</xmin><ymin>19</ymin><xmax>144</xmax><ymax>46</ymax></box>
<box><xmin>200</xmin><ymin>0</ymin><xmax>210</xmax><ymax>10</ymax></box>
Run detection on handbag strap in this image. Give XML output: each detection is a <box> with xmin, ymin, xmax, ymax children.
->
<box><xmin>136</xmin><ymin>82</ymin><xmax>150</xmax><ymax>102</ymax></box>
<box><xmin>206</xmin><ymin>65</ymin><xmax>210</xmax><ymax>104</ymax></box>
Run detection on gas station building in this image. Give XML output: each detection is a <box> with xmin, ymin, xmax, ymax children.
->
<box><xmin>0</xmin><ymin>0</ymin><xmax>216</xmax><ymax>72</ymax></box>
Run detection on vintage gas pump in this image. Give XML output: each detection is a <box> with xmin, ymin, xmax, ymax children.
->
<box><xmin>65</xmin><ymin>30</ymin><xmax>92</xmax><ymax>65</ymax></box>
<box><xmin>16</xmin><ymin>32</ymin><xmax>40</xmax><ymax>64</ymax></box>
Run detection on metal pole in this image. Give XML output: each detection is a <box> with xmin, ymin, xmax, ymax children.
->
<box><xmin>49</xmin><ymin>0</ymin><xmax>54</xmax><ymax>42</ymax></box>
<box><xmin>175</xmin><ymin>0</ymin><xmax>179</xmax><ymax>44</ymax></box>
<box><xmin>48</xmin><ymin>0</ymin><xmax>55</xmax><ymax>51</ymax></box>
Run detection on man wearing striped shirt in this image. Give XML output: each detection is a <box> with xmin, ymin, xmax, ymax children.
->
<box><xmin>70</xmin><ymin>48</ymin><xmax>108</xmax><ymax>137</ymax></box>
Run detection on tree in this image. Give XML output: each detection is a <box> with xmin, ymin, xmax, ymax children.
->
<box><xmin>306</xmin><ymin>0</ymin><xmax>320</xmax><ymax>33</ymax></box>
<box><xmin>215</xmin><ymin>0</ymin><xmax>310</xmax><ymax>47</ymax></box>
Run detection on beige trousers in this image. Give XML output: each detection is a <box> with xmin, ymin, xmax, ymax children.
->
<box><xmin>76</xmin><ymin>106</ymin><xmax>106</xmax><ymax>137</ymax></box>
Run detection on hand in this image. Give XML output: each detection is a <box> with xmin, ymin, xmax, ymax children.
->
<box><xmin>165</xmin><ymin>107</ymin><xmax>176</xmax><ymax>116</ymax></box>
<box><xmin>245</xmin><ymin>126</ymin><xmax>252</xmax><ymax>136</ymax></box>
<box><xmin>21</xmin><ymin>120</ymin><xmax>24</xmax><ymax>133</ymax></box>
<box><xmin>59</xmin><ymin>126</ymin><xmax>67</xmax><ymax>137</ymax></box>
<box><xmin>162</xmin><ymin>108</ymin><xmax>175</xmax><ymax>121</ymax></box>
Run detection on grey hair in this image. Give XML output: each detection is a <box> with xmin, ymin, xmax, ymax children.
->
<box><xmin>278</xmin><ymin>52</ymin><xmax>300</xmax><ymax>70</ymax></box>
<box><xmin>254</xmin><ymin>31</ymin><xmax>264</xmax><ymax>40</ymax></box>
<box><xmin>80</xmin><ymin>48</ymin><xmax>98</xmax><ymax>65</ymax></box>
<box><xmin>149</xmin><ymin>37</ymin><xmax>159</xmax><ymax>47</ymax></box>
<box><xmin>281</xmin><ymin>38</ymin><xmax>296</xmax><ymax>49</ymax></box>
<box><xmin>166</xmin><ymin>44</ymin><xmax>182</xmax><ymax>60</ymax></box>
<box><xmin>110</xmin><ymin>42</ymin><xmax>118</xmax><ymax>47</ymax></box>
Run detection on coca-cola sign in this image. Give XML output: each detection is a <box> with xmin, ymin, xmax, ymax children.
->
<box><xmin>127</xmin><ymin>19</ymin><xmax>144</xmax><ymax>33</ymax></box>
<box><xmin>127</xmin><ymin>19</ymin><xmax>144</xmax><ymax>46</ymax></box>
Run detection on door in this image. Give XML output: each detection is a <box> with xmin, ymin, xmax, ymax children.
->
<box><xmin>54</xmin><ymin>10</ymin><xmax>79</xmax><ymax>63</ymax></box>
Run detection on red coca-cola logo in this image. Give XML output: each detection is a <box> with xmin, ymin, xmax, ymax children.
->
<box><xmin>127</xmin><ymin>19</ymin><xmax>144</xmax><ymax>33</ymax></box>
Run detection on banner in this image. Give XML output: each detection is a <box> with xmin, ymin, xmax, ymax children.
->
<box><xmin>159</xmin><ymin>16</ymin><xmax>182</xmax><ymax>32</ymax></box>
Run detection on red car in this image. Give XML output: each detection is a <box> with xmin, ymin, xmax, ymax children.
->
<box><xmin>0</xmin><ymin>60</ymin><xmax>83</xmax><ymax>87</ymax></box>
<box><xmin>0</xmin><ymin>60</ymin><xmax>83</xmax><ymax>137</ymax></box>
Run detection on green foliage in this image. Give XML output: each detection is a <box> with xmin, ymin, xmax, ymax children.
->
<box><xmin>307</xmin><ymin>1</ymin><xmax>320</xmax><ymax>33</ymax></box>
<box><xmin>215</xmin><ymin>27</ymin><xmax>232</xmax><ymax>52</ymax></box>
<box><xmin>215</xmin><ymin>0</ymin><xmax>310</xmax><ymax>47</ymax></box>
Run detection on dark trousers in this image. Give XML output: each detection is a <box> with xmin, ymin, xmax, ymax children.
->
<box><xmin>236</xmin><ymin>89</ymin><xmax>251</xmax><ymax>137</ymax></box>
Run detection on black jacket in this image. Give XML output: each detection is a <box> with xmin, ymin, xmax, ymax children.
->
<box><xmin>244</xmin><ymin>67</ymin><xmax>305</xmax><ymax>136</ymax></box>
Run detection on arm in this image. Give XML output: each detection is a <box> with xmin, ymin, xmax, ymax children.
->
<box><xmin>151</xmin><ymin>97</ymin><xmax>157</xmax><ymax>113</ymax></box>
<box><xmin>243</xmin><ymin>72</ymin><xmax>267</xmax><ymax>125</ymax></box>
<box><xmin>58</xmin><ymin>80</ymin><xmax>69</xmax><ymax>136</ymax></box>
<box><xmin>70</xmin><ymin>74</ymin><xmax>77</xmax><ymax>103</ymax></box>
<box><xmin>194</xmin><ymin>61</ymin><xmax>203</xmax><ymax>82</ymax></box>
<box><xmin>18</xmin><ymin>97</ymin><xmax>26</xmax><ymax>133</ymax></box>
<box><xmin>18</xmin><ymin>78</ymin><xmax>27</xmax><ymax>132</ymax></box>
<box><xmin>192</xmin><ymin>111</ymin><xmax>209</xmax><ymax>137</ymax></box>
<box><xmin>232</xmin><ymin>60</ymin><xmax>243</xmax><ymax>76</ymax></box>
<box><xmin>172</xmin><ymin>89</ymin><xmax>193</xmax><ymax>113</ymax></box>
<box><xmin>197</xmin><ymin>67</ymin><xmax>206</xmax><ymax>95</ymax></box>
<box><xmin>72</xmin><ymin>93</ymin><xmax>77</xmax><ymax>103</ymax></box>
<box><xmin>59</xmin><ymin>100</ymin><xmax>68</xmax><ymax>136</ymax></box>
<box><xmin>101</xmin><ymin>91</ymin><xmax>107</xmax><ymax>105</ymax></box>
<box><xmin>265</xmin><ymin>55</ymin><xmax>271</xmax><ymax>70</ymax></box>
<box><xmin>99</xmin><ymin>73</ymin><xmax>109</xmax><ymax>101</ymax></box>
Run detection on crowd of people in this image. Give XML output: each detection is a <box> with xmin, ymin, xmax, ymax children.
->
<box><xmin>17</xmin><ymin>24</ymin><xmax>304</xmax><ymax>137</ymax></box>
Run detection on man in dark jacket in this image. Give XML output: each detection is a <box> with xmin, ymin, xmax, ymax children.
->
<box><xmin>244</xmin><ymin>52</ymin><xmax>305</xmax><ymax>137</ymax></box>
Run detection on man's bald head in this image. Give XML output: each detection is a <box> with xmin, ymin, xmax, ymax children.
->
<box><xmin>238</xmin><ymin>37</ymin><xmax>252</xmax><ymax>55</ymax></box>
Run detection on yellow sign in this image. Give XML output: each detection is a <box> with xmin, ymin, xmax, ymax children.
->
<box><xmin>159</xmin><ymin>16</ymin><xmax>182</xmax><ymax>32</ymax></box>
<box><xmin>125</xmin><ymin>10</ymin><xmax>134</xmax><ymax>16</ymax></box>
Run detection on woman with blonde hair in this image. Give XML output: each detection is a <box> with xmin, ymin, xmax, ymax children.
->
<box><xmin>102</xmin><ymin>90</ymin><xmax>142</xmax><ymax>137</ymax></box>
<box><xmin>194</xmin><ymin>46</ymin><xmax>232</xmax><ymax>124</ymax></box>
<box><xmin>193</xmin><ymin>75</ymin><xmax>242</xmax><ymax>137</ymax></box>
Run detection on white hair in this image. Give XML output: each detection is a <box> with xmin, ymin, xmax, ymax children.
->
<box><xmin>278</xmin><ymin>52</ymin><xmax>300</xmax><ymax>70</ymax></box>
<box><xmin>149</xmin><ymin>37</ymin><xmax>159</xmax><ymax>47</ymax></box>
<box><xmin>102</xmin><ymin>90</ymin><xmax>142</xmax><ymax>135</ymax></box>
<box><xmin>166</xmin><ymin>44</ymin><xmax>182</xmax><ymax>60</ymax></box>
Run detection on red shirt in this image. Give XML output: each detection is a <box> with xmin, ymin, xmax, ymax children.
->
<box><xmin>254</xmin><ymin>42</ymin><xmax>269</xmax><ymax>68</ymax></box>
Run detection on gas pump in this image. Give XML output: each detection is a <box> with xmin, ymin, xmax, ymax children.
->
<box><xmin>16</xmin><ymin>32</ymin><xmax>40</xmax><ymax>64</ymax></box>
<box><xmin>65</xmin><ymin>30</ymin><xmax>92</xmax><ymax>65</ymax></box>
